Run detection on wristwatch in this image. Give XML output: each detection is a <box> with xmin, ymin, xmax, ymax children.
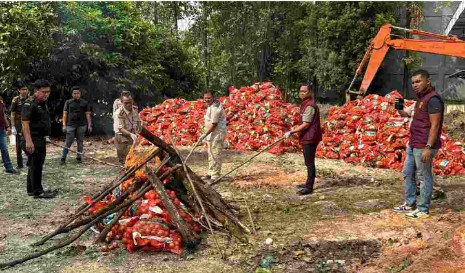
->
<box><xmin>425</xmin><ymin>144</ymin><xmax>432</xmax><ymax>150</ymax></box>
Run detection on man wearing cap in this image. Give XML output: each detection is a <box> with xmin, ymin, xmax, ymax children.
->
<box><xmin>60</xmin><ymin>86</ymin><xmax>92</xmax><ymax>164</ymax></box>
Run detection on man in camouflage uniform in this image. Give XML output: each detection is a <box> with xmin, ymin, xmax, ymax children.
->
<box><xmin>199</xmin><ymin>92</ymin><xmax>227</xmax><ymax>182</ymax></box>
<box><xmin>113</xmin><ymin>95</ymin><xmax>141</xmax><ymax>164</ymax></box>
<box><xmin>9</xmin><ymin>82</ymin><xmax>29</xmax><ymax>169</ymax></box>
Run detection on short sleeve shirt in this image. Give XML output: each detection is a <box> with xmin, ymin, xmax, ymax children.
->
<box><xmin>63</xmin><ymin>99</ymin><xmax>91</xmax><ymax>127</ymax></box>
<box><xmin>21</xmin><ymin>97</ymin><xmax>51</xmax><ymax>137</ymax></box>
<box><xmin>9</xmin><ymin>96</ymin><xmax>28</xmax><ymax>123</ymax></box>
<box><xmin>301</xmin><ymin>106</ymin><xmax>315</xmax><ymax>123</ymax></box>
<box><xmin>427</xmin><ymin>97</ymin><xmax>444</xmax><ymax>114</ymax></box>
<box><xmin>204</xmin><ymin>101</ymin><xmax>227</xmax><ymax>133</ymax></box>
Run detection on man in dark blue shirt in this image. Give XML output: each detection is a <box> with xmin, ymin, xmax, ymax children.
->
<box><xmin>60</xmin><ymin>86</ymin><xmax>92</xmax><ymax>164</ymax></box>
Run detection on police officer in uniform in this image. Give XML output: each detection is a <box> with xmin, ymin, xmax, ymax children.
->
<box><xmin>21</xmin><ymin>79</ymin><xmax>57</xmax><ymax>199</ymax></box>
<box><xmin>9</xmin><ymin>82</ymin><xmax>29</xmax><ymax>168</ymax></box>
<box><xmin>113</xmin><ymin>95</ymin><xmax>141</xmax><ymax>164</ymax></box>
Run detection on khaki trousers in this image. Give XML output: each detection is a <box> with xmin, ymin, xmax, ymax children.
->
<box><xmin>115</xmin><ymin>134</ymin><xmax>134</xmax><ymax>164</ymax></box>
<box><xmin>207</xmin><ymin>131</ymin><xmax>225</xmax><ymax>179</ymax></box>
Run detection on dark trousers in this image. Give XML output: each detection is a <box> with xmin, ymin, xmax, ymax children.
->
<box><xmin>15</xmin><ymin>122</ymin><xmax>24</xmax><ymax>167</ymax></box>
<box><xmin>22</xmin><ymin>137</ymin><xmax>46</xmax><ymax>195</ymax></box>
<box><xmin>302</xmin><ymin>143</ymin><xmax>318</xmax><ymax>190</ymax></box>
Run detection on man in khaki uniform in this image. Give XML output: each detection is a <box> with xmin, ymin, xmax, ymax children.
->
<box><xmin>113</xmin><ymin>95</ymin><xmax>141</xmax><ymax>164</ymax></box>
<box><xmin>199</xmin><ymin>92</ymin><xmax>227</xmax><ymax>181</ymax></box>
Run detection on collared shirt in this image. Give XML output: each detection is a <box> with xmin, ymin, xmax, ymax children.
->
<box><xmin>9</xmin><ymin>95</ymin><xmax>29</xmax><ymax>124</ymax></box>
<box><xmin>21</xmin><ymin>96</ymin><xmax>51</xmax><ymax>137</ymax></box>
<box><xmin>204</xmin><ymin>101</ymin><xmax>227</xmax><ymax>134</ymax></box>
<box><xmin>113</xmin><ymin>106</ymin><xmax>141</xmax><ymax>135</ymax></box>
<box><xmin>63</xmin><ymin>99</ymin><xmax>91</xmax><ymax>127</ymax></box>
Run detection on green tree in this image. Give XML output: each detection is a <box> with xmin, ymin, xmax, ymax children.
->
<box><xmin>0</xmin><ymin>2</ymin><xmax>57</xmax><ymax>92</ymax></box>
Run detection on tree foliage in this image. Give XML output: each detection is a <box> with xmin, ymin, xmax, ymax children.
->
<box><xmin>183</xmin><ymin>2</ymin><xmax>403</xmax><ymax>102</ymax></box>
<box><xmin>0</xmin><ymin>1</ymin><xmax>407</xmax><ymax>126</ymax></box>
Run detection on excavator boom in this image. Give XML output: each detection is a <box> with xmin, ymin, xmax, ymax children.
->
<box><xmin>347</xmin><ymin>24</ymin><xmax>465</xmax><ymax>99</ymax></box>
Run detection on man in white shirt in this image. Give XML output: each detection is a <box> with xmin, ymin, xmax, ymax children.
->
<box><xmin>199</xmin><ymin>92</ymin><xmax>227</xmax><ymax>182</ymax></box>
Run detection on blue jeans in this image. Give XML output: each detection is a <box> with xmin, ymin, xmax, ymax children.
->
<box><xmin>402</xmin><ymin>146</ymin><xmax>438</xmax><ymax>213</ymax></box>
<box><xmin>0</xmin><ymin>130</ymin><xmax>14</xmax><ymax>171</ymax></box>
<box><xmin>61</xmin><ymin>125</ymin><xmax>87</xmax><ymax>159</ymax></box>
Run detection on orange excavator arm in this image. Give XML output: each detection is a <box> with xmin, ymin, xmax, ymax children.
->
<box><xmin>347</xmin><ymin>24</ymin><xmax>465</xmax><ymax>99</ymax></box>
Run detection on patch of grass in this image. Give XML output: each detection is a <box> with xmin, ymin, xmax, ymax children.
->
<box><xmin>388</xmin><ymin>258</ymin><xmax>413</xmax><ymax>273</ymax></box>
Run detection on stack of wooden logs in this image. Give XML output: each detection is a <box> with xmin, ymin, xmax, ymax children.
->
<box><xmin>0</xmin><ymin>128</ymin><xmax>249</xmax><ymax>269</ymax></box>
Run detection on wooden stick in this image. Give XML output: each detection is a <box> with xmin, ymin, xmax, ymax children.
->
<box><xmin>61</xmin><ymin>165</ymin><xmax>180</xmax><ymax>236</ymax></box>
<box><xmin>75</xmin><ymin>148</ymin><xmax>160</xmax><ymax>215</ymax></box>
<box><xmin>1</xmin><ymin>165</ymin><xmax>183</xmax><ymax>269</ymax></box>
<box><xmin>139</xmin><ymin>129</ymin><xmax>250</xmax><ymax>236</ymax></box>
<box><xmin>32</xmin><ymin>150</ymin><xmax>162</xmax><ymax>246</ymax></box>
<box><xmin>244</xmin><ymin>198</ymin><xmax>256</xmax><ymax>235</ymax></box>
<box><xmin>48</xmin><ymin>141</ymin><xmax>121</xmax><ymax>167</ymax></box>
<box><xmin>146</xmin><ymin>168</ymin><xmax>201</xmax><ymax>248</ymax></box>
<box><xmin>168</xmin><ymin>134</ymin><xmax>225</xmax><ymax>259</ymax></box>
<box><xmin>0</xmin><ymin>198</ymin><xmax>125</xmax><ymax>270</ymax></box>
<box><xmin>184</xmin><ymin>138</ymin><xmax>202</xmax><ymax>164</ymax></box>
<box><xmin>96</xmin><ymin>204</ymin><xmax>129</xmax><ymax>243</ymax></box>
<box><xmin>210</xmin><ymin>136</ymin><xmax>285</xmax><ymax>186</ymax></box>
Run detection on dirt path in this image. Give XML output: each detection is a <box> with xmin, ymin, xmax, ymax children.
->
<box><xmin>0</xmin><ymin>138</ymin><xmax>464</xmax><ymax>273</ymax></box>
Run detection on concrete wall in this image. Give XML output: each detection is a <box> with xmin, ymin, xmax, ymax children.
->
<box><xmin>376</xmin><ymin>1</ymin><xmax>465</xmax><ymax>102</ymax></box>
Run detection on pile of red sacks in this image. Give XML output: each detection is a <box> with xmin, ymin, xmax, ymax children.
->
<box><xmin>319</xmin><ymin>91</ymin><xmax>465</xmax><ymax>176</ymax></box>
<box><xmin>138</xmin><ymin>83</ymin><xmax>465</xmax><ymax>176</ymax></box>
<box><xmin>85</xmin><ymin>155</ymin><xmax>201</xmax><ymax>254</ymax></box>
<box><xmin>139</xmin><ymin>82</ymin><xmax>300</xmax><ymax>154</ymax></box>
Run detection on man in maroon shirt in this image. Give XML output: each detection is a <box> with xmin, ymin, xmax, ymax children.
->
<box><xmin>285</xmin><ymin>81</ymin><xmax>322</xmax><ymax>195</ymax></box>
<box><xmin>393</xmin><ymin>69</ymin><xmax>444</xmax><ymax>218</ymax></box>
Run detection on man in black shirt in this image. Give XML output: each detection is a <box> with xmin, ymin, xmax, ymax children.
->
<box><xmin>9</xmin><ymin>82</ymin><xmax>29</xmax><ymax>168</ymax></box>
<box><xmin>60</xmin><ymin>86</ymin><xmax>92</xmax><ymax>164</ymax></box>
<box><xmin>22</xmin><ymin>79</ymin><xmax>57</xmax><ymax>198</ymax></box>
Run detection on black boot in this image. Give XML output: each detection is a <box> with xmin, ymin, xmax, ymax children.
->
<box><xmin>297</xmin><ymin>175</ymin><xmax>315</xmax><ymax>195</ymax></box>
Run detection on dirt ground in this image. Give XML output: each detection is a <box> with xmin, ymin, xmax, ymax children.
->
<box><xmin>0</xmin><ymin>136</ymin><xmax>465</xmax><ymax>273</ymax></box>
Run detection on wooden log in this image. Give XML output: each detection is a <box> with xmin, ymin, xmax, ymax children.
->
<box><xmin>32</xmin><ymin>154</ymin><xmax>168</xmax><ymax>247</ymax></box>
<box><xmin>146</xmin><ymin>168</ymin><xmax>201</xmax><ymax>249</ymax></box>
<box><xmin>33</xmin><ymin>148</ymin><xmax>160</xmax><ymax>247</ymax></box>
<box><xmin>138</xmin><ymin>128</ymin><xmax>250</xmax><ymax>239</ymax></box>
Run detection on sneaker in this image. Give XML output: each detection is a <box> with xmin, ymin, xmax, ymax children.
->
<box><xmin>76</xmin><ymin>157</ymin><xmax>82</xmax><ymax>163</ymax></box>
<box><xmin>5</xmin><ymin>169</ymin><xmax>19</xmax><ymax>175</ymax></box>
<box><xmin>405</xmin><ymin>209</ymin><xmax>429</xmax><ymax>219</ymax></box>
<box><xmin>393</xmin><ymin>203</ymin><xmax>416</xmax><ymax>213</ymax></box>
<box><xmin>17</xmin><ymin>165</ymin><xmax>24</xmax><ymax>169</ymax></box>
<box><xmin>60</xmin><ymin>158</ymin><xmax>66</xmax><ymax>165</ymax></box>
